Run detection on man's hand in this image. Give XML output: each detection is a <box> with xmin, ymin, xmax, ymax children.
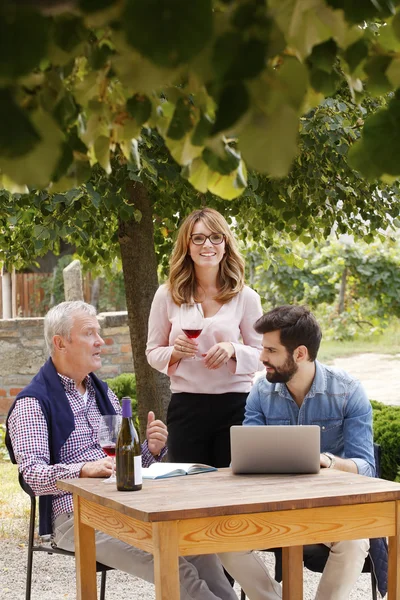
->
<box><xmin>320</xmin><ymin>453</ymin><xmax>332</xmax><ymax>469</ymax></box>
<box><xmin>146</xmin><ymin>411</ymin><xmax>168</xmax><ymax>457</ymax></box>
<box><xmin>80</xmin><ymin>457</ymin><xmax>113</xmax><ymax>478</ymax></box>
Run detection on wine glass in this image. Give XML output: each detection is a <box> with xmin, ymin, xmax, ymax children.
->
<box><xmin>98</xmin><ymin>415</ymin><xmax>122</xmax><ymax>483</ymax></box>
<box><xmin>180</xmin><ymin>303</ymin><xmax>204</xmax><ymax>359</ymax></box>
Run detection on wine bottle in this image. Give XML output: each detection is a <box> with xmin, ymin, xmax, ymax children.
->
<box><xmin>116</xmin><ymin>397</ymin><xmax>142</xmax><ymax>491</ymax></box>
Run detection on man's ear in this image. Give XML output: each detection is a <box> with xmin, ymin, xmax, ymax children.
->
<box><xmin>53</xmin><ymin>335</ymin><xmax>66</xmax><ymax>352</ymax></box>
<box><xmin>294</xmin><ymin>345</ymin><xmax>309</xmax><ymax>362</ymax></box>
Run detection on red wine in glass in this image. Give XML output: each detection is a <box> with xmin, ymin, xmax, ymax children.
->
<box><xmin>98</xmin><ymin>415</ymin><xmax>122</xmax><ymax>482</ymax></box>
<box><xmin>180</xmin><ymin>303</ymin><xmax>204</xmax><ymax>359</ymax></box>
<box><xmin>102</xmin><ymin>444</ymin><xmax>116</xmax><ymax>457</ymax></box>
<box><xmin>182</xmin><ymin>328</ymin><xmax>202</xmax><ymax>339</ymax></box>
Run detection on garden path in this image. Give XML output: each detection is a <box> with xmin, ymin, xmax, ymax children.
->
<box><xmin>333</xmin><ymin>353</ymin><xmax>400</xmax><ymax>406</ymax></box>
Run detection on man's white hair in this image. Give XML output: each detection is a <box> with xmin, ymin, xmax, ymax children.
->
<box><xmin>44</xmin><ymin>301</ymin><xmax>97</xmax><ymax>356</ymax></box>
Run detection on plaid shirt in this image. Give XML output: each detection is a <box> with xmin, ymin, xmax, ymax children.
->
<box><xmin>8</xmin><ymin>373</ymin><xmax>166</xmax><ymax>525</ymax></box>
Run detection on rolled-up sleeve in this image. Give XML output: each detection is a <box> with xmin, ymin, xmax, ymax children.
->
<box><xmin>344</xmin><ymin>382</ymin><xmax>375</xmax><ymax>477</ymax></box>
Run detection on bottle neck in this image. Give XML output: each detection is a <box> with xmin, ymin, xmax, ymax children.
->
<box><xmin>121</xmin><ymin>398</ymin><xmax>132</xmax><ymax>418</ymax></box>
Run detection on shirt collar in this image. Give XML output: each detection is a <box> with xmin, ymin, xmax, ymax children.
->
<box><xmin>57</xmin><ymin>373</ymin><xmax>91</xmax><ymax>394</ymax></box>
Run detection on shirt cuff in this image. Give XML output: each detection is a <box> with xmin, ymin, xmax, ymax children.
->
<box><xmin>352</xmin><ymin>457</ymin><xmax>374</xmax><ymax>477</ymax></box>
<box><xmin>141</xmin><ymin>439</ymin><xmax>168</xmax><ymax>467</ymax></box>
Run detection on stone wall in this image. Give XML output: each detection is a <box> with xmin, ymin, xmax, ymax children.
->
<box><xmin>0</xmin><ymin>311</ymin><xmax>133</xmax><ymax>420</ymax></box>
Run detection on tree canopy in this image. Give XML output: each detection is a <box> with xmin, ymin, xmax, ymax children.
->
<box><xmin>2</xmin><ymin>0</ymin><xmax>400</xmax><ymax>198</ymax></box>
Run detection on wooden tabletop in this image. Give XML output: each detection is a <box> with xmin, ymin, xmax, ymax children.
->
<box><xmin>57</xmin><ymin>468</ymin><xmax>400</xmax><ymax>523</ymax></box>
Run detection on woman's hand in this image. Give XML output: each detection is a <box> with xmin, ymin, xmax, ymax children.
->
<box><xmin>203</xmin><ymin>342</ymin><xmax>235</xmax><ymax>370</ymax></box>
<box><xmin>172</xmin><ymin>334</ymin><xmax>197</xmax><ymax>360</ymax></box>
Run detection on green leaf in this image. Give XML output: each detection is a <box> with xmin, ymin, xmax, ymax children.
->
<box><xmin>53</xmin><ymin>92</ymin><xmax>79</xmax><ymax>128</ymax></box>
<box><xmin>0</xmin><ymin>7</ymin><xmax>49</xmax><ymax>79</ymax></box>
<box><xmin>310</xmin><ymin>68</ymin><xmax>341</xmax><ymax>96</ymax></box>
<box><xmin>348</xmin><ymin>94</ymin><xmax>400</xmax><ymax>178</ymax></box>
<box><xmin>268</xmin><ymin>0</ymin><xmax>346</xmax><ymax>59</ymax></box>
<box><xmin>308</xmin><ymin>39</ymin><xmax>337</xmax><ymax>73</ymax></box>
<box><xmin>344</xmin><ymin>39</ymin><xmax>369</xmax><ymax>73</ymax></box>
<box><xmin>393</xmin><ymin>11</ymin><xmax>400</xmax><ymax>41</ymax></box>
<box><xmin>165</xmin><ymin>132</ymin><xmax>203</xmax><ymax>165</ymax></box>
<box><xmin>207</xmin><ymin>165</ymin><xmax>246</xmax><ymax>200</ymax></box>
<box><xmin>52</xmin><ymin>15</ymin><xmax>87</xmax><ymax>54</ymax></box>
<box><xmin>52</xmin><ymin>142</ymin><xmax>73</xmax><ymax>182</ymax></box>
<box><xmin>183</xmin><ymin>157</ymin><xmax>209</xmax><ymax>192</ymax></box>
<box><xmin>124</xmin><ymin>0</ymin><xmax>213</xmax><ymax>68</ymax></box>
<box><xmin>0</xmin><ymin>90</ymin><xmax>41</xmax><ymax>159</ymax></box>
<box><xmin>364</xmin><ymin>55</ymin><xmax>393</xmax><ymax>95</ymax></box>
<box><xmin>88</xmin><ymin>44</ymin><xmax>114</xmax><ymax>70</ymax></box>
<box><xmin>0</xmin><ymin>110</ymin><xmax>64</xmax><ymax>187</ymax></box>
<box><xmin>85</xmin><ymin>182</ymin><xmax>101</xmax><ymax>207</ymax></box>
<box><xmin>79</xmin><ymin>0</ymin><xmax>116</xmax><ymax>12</ymax></box>
<box><xmin>67</xmin><ymin>127</ymin><xmax>88</xmax><ymax>154</ymax></box>
<box><xmin>326</xmin><ymin>0</ymin><xmax>395</xmax><ymax>24</ymax></box>
<box><xmin>167</xmin><ymin>98</ymin><xmax>195</xmax><ymax>140</ymax></box>
<box><xmin>33</xmin><ymin>224</ymin><xmax>50</xmax><ymax>240</ymax></box>
<box><xmin>387</xmin><ymin>57</ymin><xmax>400</xmax><ymax>88</ymax></box>
<box><xmin>276</xmin><ymin>57</ymin><xmax>309</xmax><ymax>111</ymax></box>
<box><xmin>212</xmin><ymin>32</ymin><xmax>267</xmax><ymax>81</ymax></box>
<box><xmin>126</xmin><ymin>93</ymin><xmax>152</xmax><ymax>126</ymax></box>
<box><xmin>94</xmin><ymin>135</ymin><xmax>112</xmax><ymax>174</ymax></box>
<box><xmin>202</xmin><ymin>145</ymin><xmax>240</xmax><ymax>175</ymax></box>
<box><xmin>239</xmin><ymin>106</ymin><xmax>299</xmax><ymax>177</ymax></box>
<box><xmin>191</xmin><ymin>112</ymin><xmax>213</xmax><ymax>146</ymax></box>
<box><xmin>211</xmin><ymin>82</ymin><xmax>249</xmax><ymax>135</ymax></box>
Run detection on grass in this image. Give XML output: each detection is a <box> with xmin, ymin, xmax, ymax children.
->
<box><xmin>319</xmin><ymin>320</ymin><xmax>400</xmax><ymax>363</ymax></box>
<box><xmin>0</xmin><ymin>462</ymin><xmax>30</xmax><ymax>541</ymax></box>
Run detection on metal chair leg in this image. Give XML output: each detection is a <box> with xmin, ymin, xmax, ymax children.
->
<box><xmin>26</xmin><ymin>496</ymin><xmax>36</xmax><ymax>600</ymax></box>
<box><xmin>370</xmin><ymin>569</ymin><xmax>377</xmax><ymax>600</ymax></box>
<box><xmin>100</xmin><ymin>571</ymin><xmax>107</xmax><ymax>600</ymax></box>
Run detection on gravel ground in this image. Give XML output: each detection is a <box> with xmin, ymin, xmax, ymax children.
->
<box><xmin>0</xmin><ymin>540</ymin><xmax>374</xmax><ymax>600</ymax></box>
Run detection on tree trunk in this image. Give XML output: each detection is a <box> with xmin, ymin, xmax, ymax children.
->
<box><xmin>118</xmin><ymin>181</ymin><xmax>171</xmax><ymax>441</ymax></box>
<box><xmin>338</xmin><ymin>267</ymin><xmax>347</xmax><ymax>314</ymax></box>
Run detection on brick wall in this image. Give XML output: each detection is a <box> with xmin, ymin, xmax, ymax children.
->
<box><xmin>0</xmin><ymin>311</ymin><xmax>133</xmax><ymax>420</ymax></box>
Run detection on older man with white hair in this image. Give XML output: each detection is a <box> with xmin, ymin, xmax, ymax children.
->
<box><xmin>6</xmin><ymin>300</ymin><xmax>240</xmax><ymax>600</ymax></box>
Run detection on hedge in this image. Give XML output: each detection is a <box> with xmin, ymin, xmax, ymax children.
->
<box><xmin>105</xmin><ymin>372</ymin><xmax>138</xmax><ymax>425</ymax></box>
<box><xmin>371</xmin><ymin>400</ymin><xmax>400</xmax><ymax>482</ymax></box>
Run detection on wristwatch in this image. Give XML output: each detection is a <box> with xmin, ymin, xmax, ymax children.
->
<box><xmin>323</xmin><ymin>452</ymin><xmax>336</xmax><ymax>469</ymax></box>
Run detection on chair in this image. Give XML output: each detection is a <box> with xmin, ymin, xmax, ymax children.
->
<box><xmin>20</xmin><ymin>474</ymin><xmax>113</xmax><ymax>600</ymax></box>
<box><xmin>240</xmin><ymin>444</ymin><xmax>383</xmax><ymax>600</ymax></box>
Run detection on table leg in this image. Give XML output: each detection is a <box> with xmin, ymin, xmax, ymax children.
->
<box><xmin>282</xmin><ymin>546</ymin><xmax>303</xmax><ymax>600</ymax></box>
<box><xmin>388</xmin><ymin>500</ymin><xmax>400</xmax><ymax>600</ymax></box>
<box><xmin>153</xmin><ymin>521</ymin><xmax>180</xmax><ymax>600</ymax></box>
<box><xmin>73</xmin><ymin>495</ymin><xmax>97</xmax><ymax>600</ymax></box>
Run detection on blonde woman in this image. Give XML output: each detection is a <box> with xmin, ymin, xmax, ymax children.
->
<box><xmin>146</xmin><ymin>208</ymin><xmax>263</xmax><ymax>467</ymax></box>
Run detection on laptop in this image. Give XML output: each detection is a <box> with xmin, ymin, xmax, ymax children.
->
<box><xmin>230</xmin><ymin>425</ymin><xmax>321</xmax><ymax>474</ymax></box>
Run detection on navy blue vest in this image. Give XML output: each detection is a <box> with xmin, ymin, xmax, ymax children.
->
<box><xmin>5</xmin><ymin>358</ymin><xmax>116</xmax><ymax>535</ymax></box>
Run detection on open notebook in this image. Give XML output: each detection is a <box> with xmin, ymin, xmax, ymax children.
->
<box><xmin>142</xmin><ymin>462</ymin><xmax>217</xmax><ymax>479</ymax></box>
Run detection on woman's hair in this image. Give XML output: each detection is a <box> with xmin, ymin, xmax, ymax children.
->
<box><xmin>44</xmin><ymin>300</ymin><xmax>97</xmax><ymax>356</ymax></box>
<box><xmin>167</xmin><ymin>208</ymin><xmax>245</xmax><ymax>305</ymax></box>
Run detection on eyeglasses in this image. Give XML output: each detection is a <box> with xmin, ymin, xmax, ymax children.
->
<box><xmin>190</xmin><ymin>233</ymin><xmax>225</xmax><ymax>246</ymax></box>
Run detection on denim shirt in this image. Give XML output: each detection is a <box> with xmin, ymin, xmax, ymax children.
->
<box><xmin>245</xmin><ymin>360</ymin><xmax>375</xmax><ymax>477</ymax></box>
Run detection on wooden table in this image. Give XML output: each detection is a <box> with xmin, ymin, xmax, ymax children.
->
<box><xmin>57</xmin><ymin>468</ymin><xmax>400</xmax><ymax>600</ymax></box>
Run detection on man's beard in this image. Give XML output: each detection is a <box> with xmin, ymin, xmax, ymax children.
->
<box><xmin>265</xmin><ymin>353</ymin><xmax>298</xmax><ymax>383</ymax></box>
